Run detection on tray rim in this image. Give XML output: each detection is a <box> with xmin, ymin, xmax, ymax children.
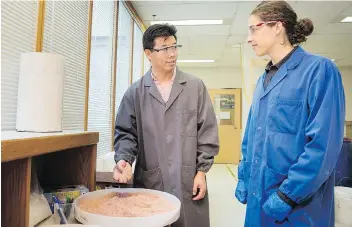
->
<box><xmin>74</xmin><ymin>188</ymin><xmax>181</xmax><ymax>221</ymax></box>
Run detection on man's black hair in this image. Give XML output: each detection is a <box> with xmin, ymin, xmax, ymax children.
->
<box><xmin>143</xmin><ymin>23</ymin><xmax>177</xmax><ymax>50</ymax></box>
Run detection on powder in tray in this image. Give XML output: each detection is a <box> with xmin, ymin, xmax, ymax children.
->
<box><xmin>79</xmin><ymin>192</ymin><xmax>175</xmax><ymax>217</ymax></box>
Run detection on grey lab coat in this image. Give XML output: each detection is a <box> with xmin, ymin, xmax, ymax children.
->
<box><xmin>114</xmin><ymin>67</ymin><xmax>219</xmax><ymax>227</ymax></box>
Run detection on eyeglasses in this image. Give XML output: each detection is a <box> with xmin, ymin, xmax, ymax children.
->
<box><xmin>248</xmin><ymin>21</ymin><xmax>282</xmax><ymax>35</ymax></box>
<box><xmin>150</xmin><ymin>44</ymin><xmax>182</xmax><ymax>54</ymax></box>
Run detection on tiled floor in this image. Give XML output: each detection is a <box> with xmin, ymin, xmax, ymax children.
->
<box><xmin>207</xmin><ymin>164</ymin><xmax>246</xmax><ymax>227</ymax></box>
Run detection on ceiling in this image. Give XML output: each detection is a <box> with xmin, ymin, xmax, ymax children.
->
<box><xmin>132</xmin><ymin>1</ymin><xmax>352</xmax><ymax>69</ymax></box>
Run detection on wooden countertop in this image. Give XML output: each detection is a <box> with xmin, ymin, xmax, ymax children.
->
<box><xmin>1</xmin><ymin>130</ymin><xmax>99</xmax><ymax>162</ymax></box>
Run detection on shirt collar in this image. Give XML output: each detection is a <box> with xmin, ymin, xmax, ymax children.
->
<box><xmin>151</xmin><ymin>68</ymin><xmax>176</xmax><ymax>83</ymax></box>
<box><xmin>265</xmin><ymin>46</ymin><xmax>298</xmax><ymax>72</ymax></box>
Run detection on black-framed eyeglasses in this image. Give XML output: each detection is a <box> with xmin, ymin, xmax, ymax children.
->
<box><xmin>150</xmin><ymin>44</ymin><xmax>182</xmax><ymax>54</ymax></box>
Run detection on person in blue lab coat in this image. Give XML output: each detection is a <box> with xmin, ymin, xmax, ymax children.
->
<box><xmin>235</xmin><ymin>1</ymin><xmax>346</xmax><ymax>226</ymax></box>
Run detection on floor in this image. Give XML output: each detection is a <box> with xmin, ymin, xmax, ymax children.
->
<box><xmin>207</xmin><ymin>164</ymin><xmax>351</xmax><ymax>227</ymax></box>
<box><xmin>207</xmin><ymin>164</ymin><xmax>246</xmax><ymax>227</ymax></box>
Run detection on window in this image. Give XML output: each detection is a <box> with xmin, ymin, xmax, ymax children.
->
<box><xmin>42</xmin><ymin>1</ymin><xmax>90</xmax><ymax>130</ymax></box>
<box><xmin>132</xmin><ymin>23</ymin><xmax>143</xmax><ymax>83</ymax></box>
<box><xmin>115</xmin><ymin>3</ymin><xmax>132</xmax><ymax>113</ymax></box>
<box><xmin>88</xmin><ymin>0</ymin><xmax>116</xmax><ymax>156</ymax></box>
<box><xmin>1</xmin><ymin>1</ymin><xmax>38</xmax><ymax>130</ymax></box>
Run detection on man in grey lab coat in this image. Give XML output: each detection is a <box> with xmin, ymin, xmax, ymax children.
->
<box><xmin>113</xmin><ymin>24</ymin><xmax>219</xmax><ymax>227</ymax></box>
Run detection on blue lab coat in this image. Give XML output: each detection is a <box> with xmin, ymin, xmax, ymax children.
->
<box><xmin>235</xmin><ymin>46</ymin><xmax>345</xmax><ymax>226</ymax></box>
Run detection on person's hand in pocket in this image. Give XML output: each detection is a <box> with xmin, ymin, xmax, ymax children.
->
<box><xmin>262</xmin><ymin>191</ymin><xmax>292</xmax><ymax>222</ymax></box>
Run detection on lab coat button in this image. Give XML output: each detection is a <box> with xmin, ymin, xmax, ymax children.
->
<box><xmin>255</xmin><ymin>160</ymin><xmax>258</xmax><ymax>164</ymax></box>
<box><xmin>258</xmin><ymin>127</ymin><xmax>262</xmax><ymax>131</ymax></box>
<box><xmin>253</xmin><ymin>192</ymin><xmax>256</xmax><ymax>196</ymax></box>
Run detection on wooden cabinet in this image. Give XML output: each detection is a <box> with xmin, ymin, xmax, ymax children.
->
<box><xmin>1</xmin><ymin>131</ymin><xmax>99</xmax><ymax>227</ymax></box>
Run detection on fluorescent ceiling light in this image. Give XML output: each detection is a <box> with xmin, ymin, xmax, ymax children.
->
<box><xmin>150</xmin><ymin>20</ymin><xmax>223</xmax><ymax>26</ymax></box>
<box><xmin>177</xmin><ymin>60</ymin><xmax>215</xmax><ymax>63</ymax></box>
<box><xmin>341</xmin><ymin>17</ymin><xmax>352</xmax><ymax>23</ymax></box>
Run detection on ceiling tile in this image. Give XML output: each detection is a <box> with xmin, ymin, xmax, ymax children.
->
<box><xmin>137</xmin><ymin>2</ymin><xmax>238</xmax><ymax>21</ymax></box>
<box><xmin>133</xmin><ymin>1</ymin><xmax>352</xmax><ymax>68</ymax></box>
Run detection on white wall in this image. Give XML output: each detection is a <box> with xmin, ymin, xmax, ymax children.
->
<box><xmin>180</xmin><ymin>66</ymin><xmax>351</xmax><ymax>121</ymax></box>
<box><xmin>340</xmin><ymin>67</ymin><xmax>352</xmax><ymax>121</ymax></box>
<box><xmin>179</xmin><ymin>67</ymin><xmax>242</xmax><ymax>89</ymax></box>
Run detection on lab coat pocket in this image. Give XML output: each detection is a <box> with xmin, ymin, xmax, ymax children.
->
<box><xmin>181</xmin><ymin>109</ymin><xmax>197</xmax><ymax>137</ymax></box>
<box><xmin>141</xmin><ymin>167</ymin><xmax>164</xmax><ymax>191</ymax></box>
<box><xmin>263</xmin><ymin>165</ymin><xmax>287</xmax><ymax>200</ymax></box>
<box><xmin>181</xmin><ymin>165</ymin><xmax>197</xmax><ymax>201</ymax></box>
<box><xmin>268</xmin><ymin>98</ymin><xmax>303</xmax><ymax>134</ymax></box>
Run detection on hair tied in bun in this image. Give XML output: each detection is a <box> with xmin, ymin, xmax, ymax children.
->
<box><xmin>297</xmin><ymin>18</ymin><xmax>314</xmax><ymax>36</ymax></box>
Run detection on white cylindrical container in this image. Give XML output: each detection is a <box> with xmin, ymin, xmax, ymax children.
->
<box><xmin>16</xmin><ymin>52</ymin><xmax>65</xmax><ymax>132</ymax></box>
<box><xmin>335</xmin><ymin>186</ymin><xmax>352</xmax><ymax>226</ymax></box>
<box><xmin>74</xmin><ymin>188</ymin><xmax>181</xmax><ymax>227</ymax></box>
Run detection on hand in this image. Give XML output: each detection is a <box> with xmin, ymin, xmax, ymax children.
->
<box><xmin>192</xmin><ymin>171</ymin><xmax>207</xmax><ymax>201</ymax></box>
<box><xmin>113</xmin><ymin>160</ymin><xmax>132</xmax><ymax>184</ymax></box>
<box><xmin>234</xmin><ymin>180</ymin><xmax>248</xmax><ymax>204</ymax></box>
<box><xmin>262</xmin><ymin>191</ymin><xmax>292</xmax><ymax>222</ymax></box>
